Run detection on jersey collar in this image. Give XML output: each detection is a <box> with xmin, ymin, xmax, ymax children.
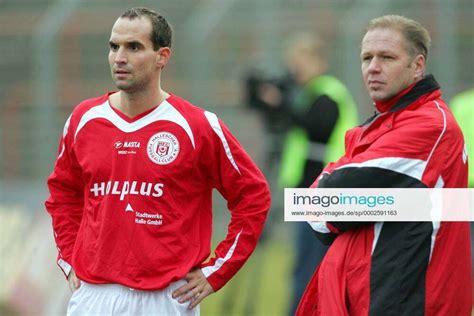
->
<box><xmin>374</xmin><ymin>74</ymin><xmax>440</xmax><ymax>113</ymax></box>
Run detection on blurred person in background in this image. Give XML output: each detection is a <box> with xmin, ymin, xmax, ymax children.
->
<box><xmin>246</xmin><ymin>32</ymin><xmax>359</xmax><ymax>315</ymax></box>
<box><xmin>281</xmin><ymin>33</ymin><xmax>359</xmax><ymax>315</ymax></box>
<box><xmin>297</xmin><ymin>15</ymin><xmax>472</xmax><ymax>315</ymax></box>
<box><xmin>44</xmin><ymin>7</ymin><xmax>270</xmax><ymax>316</ymax></box>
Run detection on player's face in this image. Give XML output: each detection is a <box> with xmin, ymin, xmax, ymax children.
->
<box><xmin>361</xmin><ymin>27</ymin><xmax>424</xmax><ymax>102</ymax></box>
<box><xmin>108</xmin><ymin>17</ymin><xmax>160</xmax><ymax>92</ymax></box>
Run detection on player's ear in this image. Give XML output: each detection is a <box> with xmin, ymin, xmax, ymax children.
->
<box><xmin>413</xmin><ymin>54</ymin><xmax>425</xmax><ymax>80</ymax></box>
<box><xmin>156</xmin><ymin>47</ymin><xmax>172</xmax><ymax>69</ymax></box>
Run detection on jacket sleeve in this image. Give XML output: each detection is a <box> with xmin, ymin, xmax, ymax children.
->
<box><xmin>200</xmin><ymin>112</ymin><xmax>271</xmax><ymax>291</ymax></box>
<box><xmin>311</xmin><ymin>110</ymin><xmax>444</xmax><ymax>243</ymax></box>
<box><xmin>44</xmin><ymin>114</ymin><xmax>85</xmax><ymax>277</ymax></box>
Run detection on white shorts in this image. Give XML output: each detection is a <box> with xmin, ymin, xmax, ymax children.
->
<box><xmin>67</xmin><ymin>280</ymin><xmax>200</xmax><ymax>316</ymax></box>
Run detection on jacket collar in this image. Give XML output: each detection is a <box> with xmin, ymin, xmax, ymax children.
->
<box><xmin>374</xmin><ymin>74</ymin><xmax>440</xmax><ymax>113</ymax></box>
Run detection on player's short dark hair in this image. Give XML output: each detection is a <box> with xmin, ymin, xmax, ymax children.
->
<box><xmin>366</xmin><ymin>15</ymin><xmax>431</xmax><ymax>61</ymax></box>
<box><xmin>120</xmin><ymin>7</ymin><xmax>173</xmax><ymax>50</ymax></box>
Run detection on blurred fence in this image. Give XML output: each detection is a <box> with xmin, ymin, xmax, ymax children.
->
<box><xmin>1</xmin><ymin>0</ymin><xmax>473</xmax><ymax>180</ymax></box>
<box><xmin>0</xmin><ymin>0</ymin><xmax>472</xmax><ymax>315</ymax></box>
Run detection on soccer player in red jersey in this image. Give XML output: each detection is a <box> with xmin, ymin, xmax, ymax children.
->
<box><xmin>45</xmin><ymin>7</ymin><xmax>270</xmax><ymax>315</ymax></box>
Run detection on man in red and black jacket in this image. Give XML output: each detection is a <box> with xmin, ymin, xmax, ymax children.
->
<box><xmin>297</xmin><ymin>15</ymin><xmax>471</xmax><ymax>316</ymax></box>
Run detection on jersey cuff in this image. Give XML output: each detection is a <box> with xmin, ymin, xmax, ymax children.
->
<box><xmin>58</xmin><ymin>258</ymin><xmax>72</xmax><ymax>278</ymax></box>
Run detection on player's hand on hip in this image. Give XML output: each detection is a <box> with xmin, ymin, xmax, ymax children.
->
<box><xmin>68</xmin><ymin>269</ymin><xmax>81</xmax><ymax>293</ymax></box>
<box><xmin>172</xmin><ymin>268</ymin><xmax>214</xmax><ymax>310</ymax></box>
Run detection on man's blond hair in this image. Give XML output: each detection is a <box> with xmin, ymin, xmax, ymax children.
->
<box><xmin>366</xmin><ymin>15</ymin><xmax>431</xmax><ymax>61</ymax></box>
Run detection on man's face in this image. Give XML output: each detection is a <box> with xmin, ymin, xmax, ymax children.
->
<box><xmin>361</xmin><ymin>27</ymin><xmax>424</xmax><ymax>102</ymax></box>
<box><xmin>286</xmin><ymin>49</ymin><xmax>312</xmax><ymax>85</ymax></box>
<box><xmin>108</xmin><ymin>17</ymin><xmax>160</xmax><ymax>92</ymax></box>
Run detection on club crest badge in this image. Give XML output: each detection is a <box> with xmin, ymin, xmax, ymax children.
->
<box><xmin>147</xmin><ymin>132</ymin><xmax>180</xmax><ymax>165</ymax></box>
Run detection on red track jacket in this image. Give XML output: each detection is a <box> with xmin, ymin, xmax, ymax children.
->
<box><xmin>297</xmin><ymin>75</ymin><xmax>472</xmax><ymax>316</ymax></box>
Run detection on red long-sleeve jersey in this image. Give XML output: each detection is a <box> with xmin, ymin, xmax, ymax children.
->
<box><xmin>45</xmin><ymin>93</ymin><xmax>270</xmax><ymax>291</ymax></box>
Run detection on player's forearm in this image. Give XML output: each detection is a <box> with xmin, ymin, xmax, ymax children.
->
<box><xmin>201</xmin><ymin>200</ymin><xmax>270</xmax><ymax>291</ymax></box>
<box><xmin>48</xmin><ymin>206</ymin><xmax>82</xmax><ymax>263</ymax></box>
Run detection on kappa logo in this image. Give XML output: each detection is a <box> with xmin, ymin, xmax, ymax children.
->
<box><xmin>147</xmin><ymin>132</ymin><xmax>180</xmax><ymax>165</ymax></box>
